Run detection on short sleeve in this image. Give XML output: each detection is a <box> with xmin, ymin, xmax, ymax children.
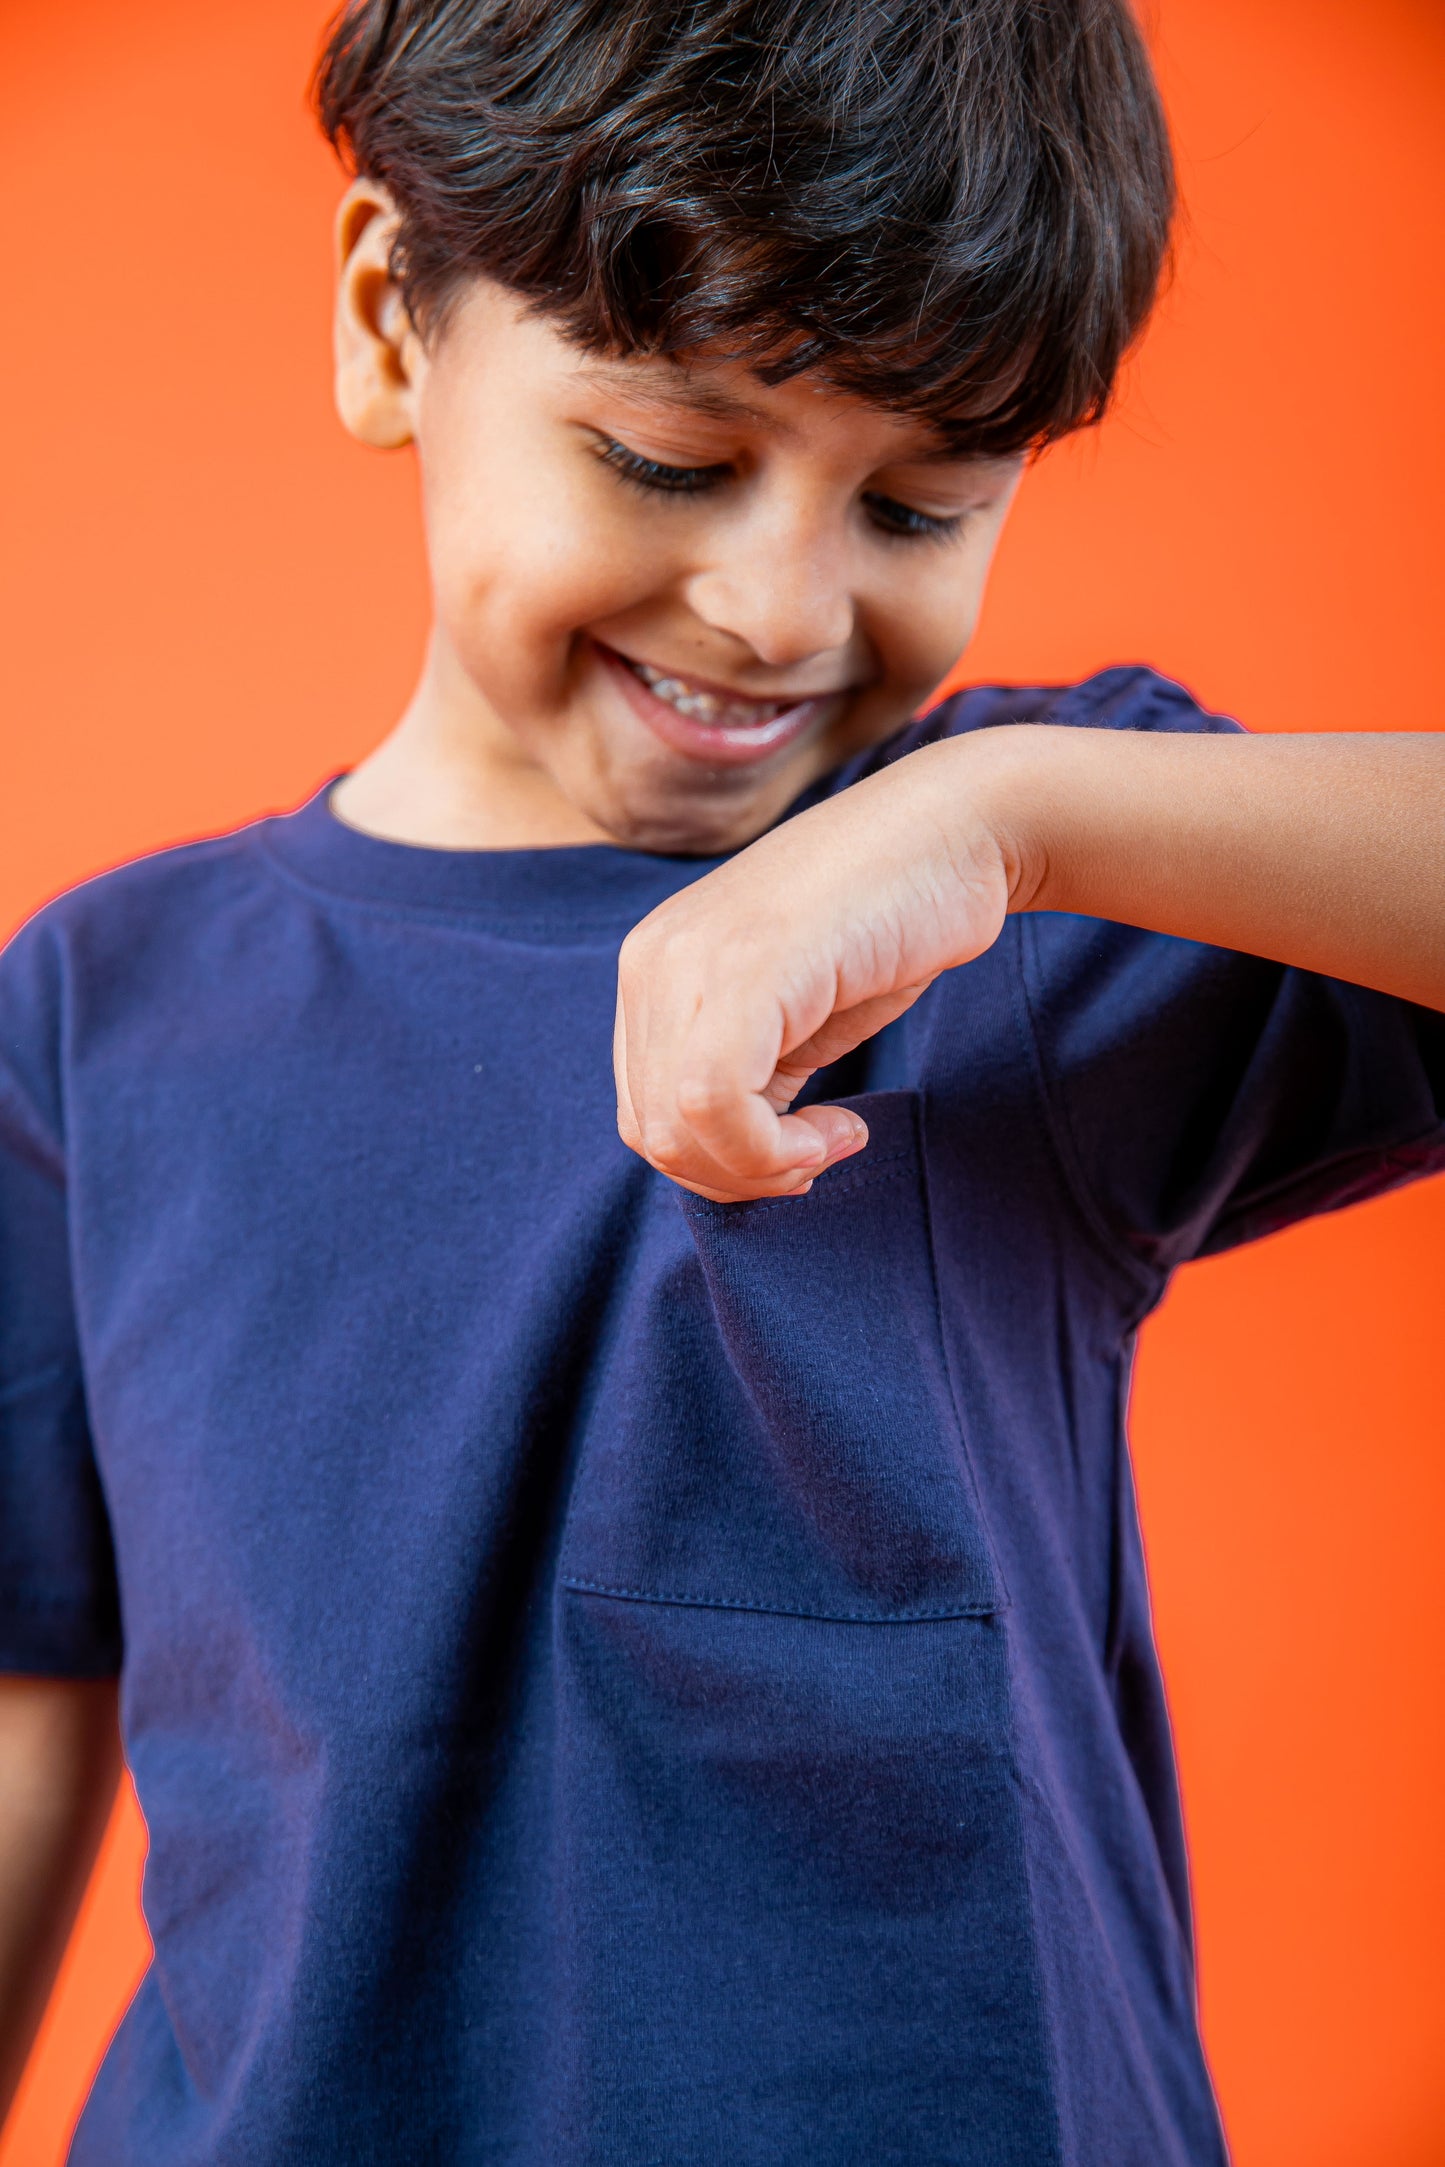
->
<box><xmin>1022</xmin><ymin>914</ymin><xmax>1445</xmax><ymax>1272</ymax></box>
<box><xmin>989</xmin><ymin>668</ymin><xmax>1445</xmax><ymax>1273</ymax></box>
<box><xmin>0</xmin><ymin>916</ymin><xmax>121</xmax><ymax>1676</ymax></box>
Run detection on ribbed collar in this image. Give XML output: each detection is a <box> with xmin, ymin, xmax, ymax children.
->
<box><xmin>255</xmin><ymin>780</ymin><xmax>728</xmax><ymax>932</ymax></box>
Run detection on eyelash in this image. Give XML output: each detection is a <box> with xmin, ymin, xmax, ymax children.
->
<box><xmin>595</xmin><ymin>438</ymin><xmax>724</xmax><ymax>496</ymax></box>
<box><xmin>593</xmin><ymin>437</ymin><xmax>966</xmax><ymax>544</ymax></box>
<box><xmin>859</xmin><ymin>492</ymin><xmax>964</xmax><ymax>545</ymax></box>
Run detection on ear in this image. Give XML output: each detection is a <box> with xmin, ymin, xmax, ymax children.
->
<box><xmin>333</xmin><ymin>178</ymin><xmax>424</xmax><ymax>449</ymax></box>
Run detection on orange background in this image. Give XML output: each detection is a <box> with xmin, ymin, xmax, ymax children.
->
<box><xmin>1</xmin><ymin>1</ymin><xmax>1442</xmax><ymax>2160</ymax></box>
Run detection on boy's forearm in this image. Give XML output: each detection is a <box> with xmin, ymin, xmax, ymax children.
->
<box><xmin>0</xmin><ymin>1677</ymin><xmax>121</xmax><ymax>2124</ymax></box>
<box><xmin>968</xmin><ymin>725</ymin><xmax>1445</xmax><ymax>1012</ymax></box>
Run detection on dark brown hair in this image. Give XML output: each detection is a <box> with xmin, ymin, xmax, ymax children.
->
<box><xmin>316</xmin><ymin>0</ymin><xmax>1174</xmax><ymax>455</ymax></box>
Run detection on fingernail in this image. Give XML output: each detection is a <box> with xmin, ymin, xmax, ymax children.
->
<box><xmin>825</xmin><ymin>1117</ymin><xmax>868</xmax><ymax>1164</ymax></box>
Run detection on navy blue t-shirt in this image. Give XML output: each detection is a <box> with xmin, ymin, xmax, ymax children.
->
<box><xmin>3</xmin><ymin>669</ymin><xmax>1442</xmax><ymax>2166</ymax></box>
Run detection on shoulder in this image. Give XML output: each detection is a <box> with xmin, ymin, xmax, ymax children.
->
<box><xmin>7</xmin><ymin>819</ymin><xmax>271</xmax><ymax>957</ymax></box>
<box><xmin>915</xmin><ymin>666</ymin><xmax>1256</xmax><ymax>1045</ymax></box>
<box><xmin>0</xmin><ymin>818</ymin><xmax>284</xmax><ymax>1154</ymax></box>
<box><xmin>925</xmin><ymin>663</ymin><xmax>1243</xmax><ymax>752</ymax></box>
<box><xmin>879</xmin><ymin>670</ymin><xmax>1443</xmax><ymax>1266</ymax></box>
<box><xmin>2</xmin><ymin>823</ymin><xmax>279</xmax><ymax>1025</ymax></box>
<box><xmin>821</xmin><ymin>665</ymin><xmax>1242</xmax><ymax>801</ymax></box>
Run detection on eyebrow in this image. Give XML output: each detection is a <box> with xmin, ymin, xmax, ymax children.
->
<box><xmin>574</xmin><ymin>361</ymin><xmax>785</xmax><ymax>432</ymax></box>
<box><xmin>574</xmin><ymin>359</ymin><xmax>1005</xmax><ymax>472</ymax></box>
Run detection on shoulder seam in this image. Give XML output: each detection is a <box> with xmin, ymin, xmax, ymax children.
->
<box><xmin>5</xmin><ymin>828</ymin><xmax>260</xmax><ymax>945</ymax></box>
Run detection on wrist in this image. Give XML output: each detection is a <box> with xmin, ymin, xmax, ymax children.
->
<box><xmin>924</xmin><ymin>725</ymin><xmax>1060</xmax><ymax>915</ymax></box>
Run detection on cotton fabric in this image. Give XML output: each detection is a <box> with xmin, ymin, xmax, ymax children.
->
<box><xmin>3</xmin><ymin>668</ymin><xmax>1441</xmax><ymax>2165</ymax></box>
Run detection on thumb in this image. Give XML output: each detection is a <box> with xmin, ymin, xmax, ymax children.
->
<box><xmin>789</xmin><ymin>1102</ymin><xmax>870</xmax><ymax>1169</ymax></box>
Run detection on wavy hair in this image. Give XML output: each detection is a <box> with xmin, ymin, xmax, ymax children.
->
<box><xmin>316</xmin><ymin>0</ymin><xmax>1175</xmax><ymax>455</ymax></box>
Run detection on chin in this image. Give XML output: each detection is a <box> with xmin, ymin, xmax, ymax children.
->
<box><xmin>595</xmin><ymin>794</ymin><xmax>774</xmax><ymax>858</ymax></box>
<box><xmin>571</xmin><ymin>749</ymin><xmax>807</xmax><ymax>858</ymax></box>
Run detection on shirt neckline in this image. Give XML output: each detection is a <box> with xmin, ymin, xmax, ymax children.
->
<box><xmin>254</xmin><ymin>779</ymin><xmax>731</xmax><ymax>929</ymax></box>
<box><xmin>250</xmin><ymin>701</ymin><xmax>954</xmax><ymax>932</ymax></box>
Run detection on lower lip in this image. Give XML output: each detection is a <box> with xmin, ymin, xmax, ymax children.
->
<box><xmin>595</xmin><ymin>642</ymin><xmax>828</xmax><ymax>768</ymax></box>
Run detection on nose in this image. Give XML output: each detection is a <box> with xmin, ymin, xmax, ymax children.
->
<box><xmin>682</xmin><ymin>513</ymin><xmax>857</xmax><ymax>671</ymax></box>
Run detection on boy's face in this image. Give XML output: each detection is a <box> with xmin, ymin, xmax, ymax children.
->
<box><xmin>339</xmin><ymin>193</ymin><xmax>1022</xmax><ymax>855</ymax></box>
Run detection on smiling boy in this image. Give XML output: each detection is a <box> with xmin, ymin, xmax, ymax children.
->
<box><xmin>330</xmin><ymin>272</ymin><xmax>1023</xmax><ymax>858</ymax></box>
<box><xmin>1</xmin><ymin>3</ymin><xmax>1443</xmax><ymax>2163</ymax></box>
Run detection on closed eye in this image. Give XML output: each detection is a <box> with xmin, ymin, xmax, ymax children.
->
<box><xmin>594</xmin><ymin>436</ymin><xmax>731</xmax><ymax>496</ymax></box>
<box><xmin>861</xmin><ymin>492</ymin><xmax>966</xmax><ymax>544</ymax></box>
<box><xmin>595</xmin><ymin>434</ymin><xmax>970</xmax><ymax>543</ymax></box>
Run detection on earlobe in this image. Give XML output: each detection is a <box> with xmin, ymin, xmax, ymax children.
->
<box><xmin>333</xmin><ymin>178</ymin><xmax>420</xmax><ymax>450</ymax></box>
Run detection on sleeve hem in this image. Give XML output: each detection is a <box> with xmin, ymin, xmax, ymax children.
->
<box><xmin>1196</xmin><ymin>1128</ymin><xmax>1445</xmax><ymax>1257</ymax></box>
<box><xmin>0</xmin><ymin>1603</ymin><xmax>122</xmax><ymax>1679</ymax></box>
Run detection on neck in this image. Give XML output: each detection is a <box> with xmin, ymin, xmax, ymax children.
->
<box><xmin>330</xmin><ymin>628</ymin><xmax>611</xmax><ymax>850</ymax></box>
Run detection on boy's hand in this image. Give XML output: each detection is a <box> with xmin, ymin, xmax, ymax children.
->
<box><xmin>615</xmin><ymin>722</ymin><xmax>1445</xmax><ymax>1203</ymax></box>
<box><xmin>614</xmin><ymin>740</ymin><xmax>1018</xmax><ymax>1201</ymax></box>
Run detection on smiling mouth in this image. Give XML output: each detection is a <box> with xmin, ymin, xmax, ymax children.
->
<box><xmin>625</xmin><ymin>657</ymin><xmax>802</xmax><ymax>730</ymax></box>
<box><xmin>595</xmin><ymin>639</ymin><xmax>848</xmax><ymax>768</ymax></box>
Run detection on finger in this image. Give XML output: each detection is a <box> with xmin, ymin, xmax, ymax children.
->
<box><xmin>779</xmin><ymin>982</ymin><xmax>935</xmax><ymax>1080</ymax></box>
<box><xmin>674</xmin><ymin>1073</ymin><xmax>829</xmax><ymax>1182</ymax></box>
<box><xmin>612</xmin><ymin>980</ymin><xmax>642</xmax><ymax>1153</ymax></box>
<box><xmin>665</xmin><ymin>1108</ymin><xmax>867</xmax><ymax>1201</ymax></box>
<box><xmin>619</xmin><ymin>972</ymin><xmax>802</xmax><ymax>1193</ymax></box>
<box><xmin>791</xmin><ymin>1104</ymin><xmax>870</xmax><ymax>1165</ymax></box>
<box><xmin>669</xmin><ymin>987</ymin><xmax>834</xmax><ymax>1181</ymax></box>
<box><xmin>664</xmin><ymin>1163</ymin><xmax>821</xmax><ymax>1203</ymax></box>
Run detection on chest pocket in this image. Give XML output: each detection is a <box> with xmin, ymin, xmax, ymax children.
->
<box><xmin>558</xmin><ymin>1091</ymin><xmax>1003</xmax><ymax>1621</ymax></box>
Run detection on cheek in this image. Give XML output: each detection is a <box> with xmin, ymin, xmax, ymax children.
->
<box><xmin>869</xmin><ymin>546</ymin><xmax>994</xmax><ymax>698</ymax></box>
<box><xmin>413</xmin><ymin>391</ymin><xmax>674</xmax><ymax>698</ymax></box>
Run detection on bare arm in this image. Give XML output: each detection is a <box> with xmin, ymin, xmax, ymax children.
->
<box><xmin>999</xmin><ymin>728</ymin><xmax>1445</xmax><ymax>1013</ymax></box>
<box><xmin>0</xmin><ymin>1675</ymin><xmax>121</xmax><ymax>2124</ymax></box>
<box><xmin>614</xmin><ymin>728</ymin><xmax>1445</xmax><ymax>1200</ymax></box>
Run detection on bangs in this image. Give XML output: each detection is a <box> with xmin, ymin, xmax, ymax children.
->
<box><xmin>318</xmin><ymin>0</ymin><xmax>1175</xmax><ymax>455</ymax></box>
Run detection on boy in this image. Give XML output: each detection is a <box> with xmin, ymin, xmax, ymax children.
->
<box><xmin>1</xmin><ymin>2</ymin><xmax>1441</xmax><ymax>2162</ymax></box>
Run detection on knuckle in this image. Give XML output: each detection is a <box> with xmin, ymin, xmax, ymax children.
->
<box><xmin>674</xmin><ymin>1073</ymin><xmax>732</xmax><ymax>1124</ymax></box>
<box><xmin>639</xmin><ymin>1118</ymin><xmax>689</xmax><ymax>1172</ymax></box>
<box><xmin>625</xmin><ymin>912</ymin><xmax>700</xmax><ymax>981</ymax></box>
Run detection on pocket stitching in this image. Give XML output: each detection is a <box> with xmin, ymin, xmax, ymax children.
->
<box><xmin>561</xmin><ymin>1103</ymin><xmax>1001</xmax><ymax>1622</ymax></box>
<box><xmin>558</xmin><ymin>1574</ymin><xmax>996</xmax><ymax>1622</ymax></box>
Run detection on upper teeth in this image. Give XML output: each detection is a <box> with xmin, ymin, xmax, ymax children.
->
<box><xmin>633</xmin><ymin>660</ymin><xmax>785</xmax><ymax>729</ymax></box>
